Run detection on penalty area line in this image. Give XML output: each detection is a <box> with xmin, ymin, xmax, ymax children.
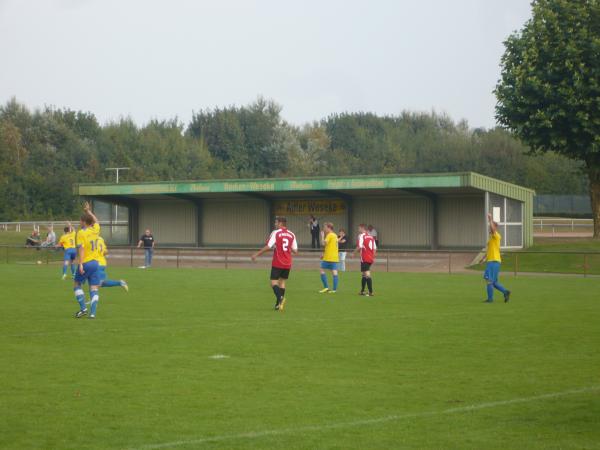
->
<box><xmin>132</xmin><ymin>385</ymin><xmax>600</xmax><ymax>449</ymax></box>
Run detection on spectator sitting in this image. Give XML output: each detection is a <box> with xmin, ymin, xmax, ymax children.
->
<box><xmin>41</xmin><ymin>225</ymin><xmax>56</xmax><ymax>248</ymax></box>
<box><xmin>26</xmin><ymin>230</ymin><xmax>42</xmax><ymax>247</ymax></box>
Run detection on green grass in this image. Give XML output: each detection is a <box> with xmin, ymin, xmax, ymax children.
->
<box><xmin>0</xmin><ymin>230</ymin><xmax>35</xmax><ymax>245</ymax></box>
<box><xmin>1</xmin><ymin>266</ymin><xmax>599</xmax><ymax>449</ymax></box>
<box><xmin>530</xmin><ymin>237</ymin><xmax>600</xmax><ymax>252</ymax></box>
<box><xmin>470</xmin><ymin>238</ymin><xmax>600</xmax><ymax>275</ymax></box>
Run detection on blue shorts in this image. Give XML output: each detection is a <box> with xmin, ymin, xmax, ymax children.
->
<box><xmin>98</xmin><ymin>265</ymin><xmax>107</xmax><ymax>282</ymax></box>
<box><xmin>320</xmin><ymin>261</ymin><xmax>339</xmax><ymax>271</ymax></box>
<box><xmin>74</xmin><ymin>260</ymin><xmax>101</xmax><ymax>286</ymax></box>
<box><xmin>484</xmin><ymin>261</ymin><xmax>501</xmax><ymax>283</ymax></box>
<box><xmin>64</xmin><ymin>248</ymin><xmax>77</xmax><ymax>262</ymax></box>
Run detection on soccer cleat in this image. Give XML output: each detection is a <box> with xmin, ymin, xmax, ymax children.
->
<box><xmin>89</xmin><ymin>314</ymin><xmax>96</xmax><ymax>319</ymax></box>
<box><xmin>120</xmin><ymin>280</ymin><xmax>129</xmax><ymax>292</ymax></box>
<box><xmin>319</xmin><ymin>288</ymin><xmax>330</xmax><ymax>294</ymax></box>
<box><xmin>75</xmin><ymin>309</ymin><xmax>87</xmax><ymax>318</ymax></box>
<box><xmin>504</xmin><ymin>291</ymin><xmax>511</xmax><ymax>303</ymax></box>
<box><xmin>279</xmin><ymin>298</ymin><xmax>286</xmax><ymax>312</ymax></box>
<box><xmin>62</xmin><ymin>274</ymin><xmax>67</xmax><ymax>280</ymax></box>
<box><xmin>483</xmin><ymin>299</ymin><xmax>493</xmax><ymax>303</ymax></box>
<box><xmin>359</xmin><ymin>291</ymin><xmax>366</xmax><ymax>296</ymax></box>
<box><xmin>366</xmin><ymin>292</ymin><xmax>374</xmax><ymax>297</ymax></box>
<box><xmin>328</xmin><ymin>290</ymin><xmax>336</xmax><ymax>294</ymax></box>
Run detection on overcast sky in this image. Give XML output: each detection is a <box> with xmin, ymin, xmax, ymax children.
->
<box><xmin>0</xmin><ymin>0</ymin><xmax>532</xmax><ymax>129</ymax></box>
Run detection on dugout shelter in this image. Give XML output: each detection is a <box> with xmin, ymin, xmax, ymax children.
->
<box><xmin>76</xmin><ymin>172</ymin><xmax>534</xmax><ymax>249</ymax></box>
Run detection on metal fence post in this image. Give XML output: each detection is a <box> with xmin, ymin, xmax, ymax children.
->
<box><xmin>130</xmin><ymin>247</ymin><xmax>133</xmax><ymax>267</ymax></box>
<box><xmin>583</xmin><ymin>254</ymin><xmax>588</xmax><ymax>278</ymax></box>
<box><xmin>225</xmin><ymin>250</ymin><xmax>229</xmax><ymax>270</ymax></box>
<box><xmin>448</xmin><ymin>252</ymin><xmax>452</xmax><ymax>275</ymax></box>
<box><xmin>386</xmin><ymin>252</ymin><xmax>389</xmax><ymax>272</ymax></box>
<box><xmin>514</xmin><ymin>253</ymin><xmax>518</xmax><ymax>277</ymax></box>
<box><xmin>176</xmin><ymin>248</ymin><xmax>180</xmax><ymax>269</ymax></box>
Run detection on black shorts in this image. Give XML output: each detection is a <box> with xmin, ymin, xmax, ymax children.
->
<box><xmin>270</xmin><ymin>267</ymin><xmax>291</xmax><ymax>280</ymax></box>
<box><xmin>360</xmin><ymin>262</ymin><xmax>372</xmax><ymax>272</ymax></box>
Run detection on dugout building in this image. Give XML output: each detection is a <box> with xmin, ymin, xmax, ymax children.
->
<box><xmin>76</xmin><ymin>172</ymin><xmax>534</xmax><ymax>249</ymax></box>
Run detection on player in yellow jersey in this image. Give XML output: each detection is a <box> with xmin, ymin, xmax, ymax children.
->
<box><xmin>97</xmin><ymin>236</ymin><xmax>128</xmax><ymax>291</ymax></box>
<box><xmin>57</xmin><ymin>224</ymin><xmax>77</xmax><ymax>280</ymax></box>
<box><xmin>318</xmin><ymin>222</ymin><xmax>340</xmax><ymax>294</ymax></box>
<box><xmin>483</xmin><ymin>213</ymin><xmax>511</xmax><ymax>303</ymax></box>
<box><xmin>72</xmin><ymin>203</ymin><xmax>103</xmax><ymax>318</ymax></box>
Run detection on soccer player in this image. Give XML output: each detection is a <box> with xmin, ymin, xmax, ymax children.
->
<box><xmin>97</xmin><ymin>235</ymin><xmax>128</xmax><ymax>291</ymax></box>
<box><xmin>354</xmin><ymin>223</ymin><xmax>377</xmax><ymax>296</ymax></box>
<box><xmin>73</xmin><ymin>210</ymin><xmax>102</xmax><ymax>319</ymax></box>
<box><xmin>57</xmin><ymin>225</ymin><xmax>77</xmax><ymax>280</ymax></box>
<box><xmin>483</xmin><ymin>213</ymin><xmax>511</xmax><ymax>303</ymax></box>
<box><xmin>251</xmin><ymin>216</ymin><xmax>298</xmax><ymax>311</ymax></box>
<box><xmin>318</xmin><ymin>222</ymin><xmax>339</xmax><ymax>294</ymax></box>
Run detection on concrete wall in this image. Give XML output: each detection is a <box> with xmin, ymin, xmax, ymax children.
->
<box><xmin>138</xmin><ymin>199</ymin><xmax>197</xmax><ymax>245</ymax></box>
<box><xmin>202</xmin><ymin>198</ymin><xmax>269</xmax><ymax>246</ymax></box>
<box><xmin>351</xmin><ymin>197</ymin><xmax>432</xmax><ymax>248</ymax></box>
<box><xmin>130</xmin><ymin>192</ymin><xmax>522</xmax><ymax>249</ymax></box>
<box><xmin>437</xmin><ymin>195</ymin><xmax>486</xmax><ymax>248</ymax></box>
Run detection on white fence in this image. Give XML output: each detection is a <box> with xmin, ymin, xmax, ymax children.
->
<box><xmin>0</xmin><ymin>220</ymin><xmax>128</xmax><ymax>232</ymax></box>
<box><xmin>533</xmin><ymin>217</ymin><xmax>593</xmax><ymax>236</ymax></box>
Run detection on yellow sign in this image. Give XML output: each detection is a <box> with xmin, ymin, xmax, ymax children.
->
<box><xmin>274</xmin><ymin>199</ymin><xmax>347</xmax><ymax>216</ymax></box>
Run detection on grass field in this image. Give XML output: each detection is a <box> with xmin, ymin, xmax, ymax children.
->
<box><xmin>1</xmin><ymin>265</ymin><xmax>599</xmax><ymax>449</ymax></box>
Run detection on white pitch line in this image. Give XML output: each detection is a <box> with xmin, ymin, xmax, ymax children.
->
<box><xmin>132</xmin><ymin>385</ymin><xmax>600</xmax><ymax>450</ymax></box>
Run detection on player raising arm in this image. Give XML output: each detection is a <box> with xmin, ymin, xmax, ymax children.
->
<box><xmin>483</xmin><ymin>213</ymin><xmax>511</xmax><ymax>303</ymax></box>
<box><xmin>353</xmin><ymin>223</ymin><xmax>377</xmax><ymax>296</ymax></box>
<box><xmin>251</xmin><ymin>216</ymin><xmax>298</xmax><ymax>311</ymax></box>
<box><xmin>73</xmin><ymin>212</ymin><xmax>102</xmax><ymax>318</ymax></box>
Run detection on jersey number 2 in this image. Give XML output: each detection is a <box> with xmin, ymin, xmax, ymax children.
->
<box><xmin>282</xmin><ymin>238</ymin><xmax>289</xmax><ymax>252</ymax></box>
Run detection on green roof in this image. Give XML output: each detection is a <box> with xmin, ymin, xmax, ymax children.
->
<box><xmin>76</xmin><ymin>172</ymin><xmax>534</xmax><ymax>202</ymax></box>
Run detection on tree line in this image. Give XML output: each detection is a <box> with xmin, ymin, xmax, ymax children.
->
<box><xmin>0</xmin><ymin>97</ymin><xmax>588</xmax><ymax>221</ymax></box>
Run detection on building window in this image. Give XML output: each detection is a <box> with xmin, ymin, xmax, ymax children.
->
<box><xmin>487</xmin><ymin>193</ymin><xmax>524</xmax><ymax>249</ymax></box>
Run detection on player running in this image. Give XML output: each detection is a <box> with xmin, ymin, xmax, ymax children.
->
<box><xmin>251</xmin><ymin>216</ymin><xmax>298</xmax><ymax>311</ymax></box>
<box><xmin>318</xmin><ymin>222</ymin><xmax>339</xmax><ymax>294</ymax></box>
<box><xmin>483</xmin><ymin>213</ymin><xmax>511</xmax><ymax>303</ymax></box>
<box><xmin>57</xmin><ymin>224</ymin><xmax>77</xmax><ymax>280</ymax></box>
<box><xmin>73</xmin><ymin>205</ymin><xmax>102</xmax><ymax>319</ymax></box>
<box><xmin>97</xmin><ymin>235</ymin><xmax>128</xmax><ymax>291</ymax></box>
<box><xmin>354</xmin><ymin>223</ymin><xmax>377</xmax><ymax>296</ymax></box>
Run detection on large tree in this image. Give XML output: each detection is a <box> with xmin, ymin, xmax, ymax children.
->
<box><xmin>495</xmin><ymin>0</ymin><xmax>600</xmax><ymax>236</ymax></box>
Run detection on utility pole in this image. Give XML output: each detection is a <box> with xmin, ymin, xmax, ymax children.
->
<box><xmin>105</xmin><ymin>167</ymin><xmax>130</xmax><ymax>184</ymax></box>
<box><xmin>105</xmin><ymin>168</ymin><xmax>130</xmax><ymax>231</ymax></box>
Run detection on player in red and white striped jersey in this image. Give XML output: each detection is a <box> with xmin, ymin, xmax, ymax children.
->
<box><xmin>251</xmin><ymin>216</ymin><xmax>298</xmax><ymax>311</ymax></box>
<box><xmin>353</xmin><ymin>223</ymin><xmax>377</xmax><ymax>296</ymax></box>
